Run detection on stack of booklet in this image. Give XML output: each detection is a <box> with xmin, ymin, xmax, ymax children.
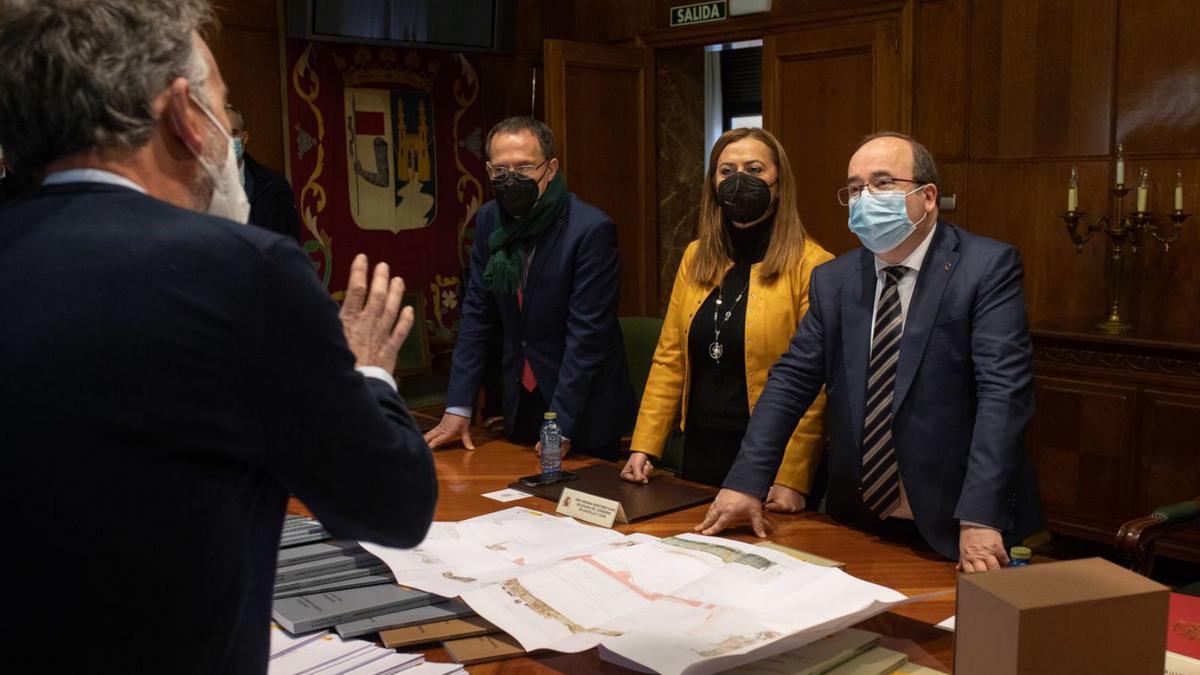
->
<box><xmin>273</xmin><ymin>517</ymin><xmax>484</xmax><ymax>648</ymax></box>
<box><xmin>268</xmin><ymin>624</ymin><xmax>465</xmax><ymax>675</ymax></box>
<box><xmin>727</xmin><ymin>628</ymin><xmax>944</xmax><ymax>674</ymax></box>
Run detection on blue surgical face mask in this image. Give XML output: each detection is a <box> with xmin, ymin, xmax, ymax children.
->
<box><xmin>233</xmin><ymin>136</ymin><xmax>244</xmax><ymax>161</ymax></box>
<box><xmin>847</xmin><ymin>185</ymin><xmax>929</xmax><ymax>254</ymax></box>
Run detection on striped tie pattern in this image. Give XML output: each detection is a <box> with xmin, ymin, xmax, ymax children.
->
<box><xmin>861</xmin><ymin>265</ymin><xmax>907</xmax><ymax>518</ymax></box>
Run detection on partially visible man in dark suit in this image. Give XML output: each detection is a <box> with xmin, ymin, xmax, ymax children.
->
<box><xmin>0</xmin><ymin>144</ymin><xmax>35</xmax><ymax>205</ymax></box>
<box><xmin>226</xmin><ymin>104</ymin><xmax>302</xmax><ymax>240</ymax></box>
<box><xmin>699</xmin><ymin>132</ymin><xmax>1041</xmax><ymax>572</ymax></box>
<box><xmin>0</xmin><ymin>1</ymin><xmax>436</xmax><ymax>672</ymax></box>
<box><xmin>424</xmin><ymin>116</ymin><xmax>636</xmax><ymax>461</ymax></box>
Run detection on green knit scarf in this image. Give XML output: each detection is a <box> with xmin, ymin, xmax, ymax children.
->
<box><xmin>483</xmin><ymin>172</ymin><xmax>568</xmax><ymax>294</ymax></box>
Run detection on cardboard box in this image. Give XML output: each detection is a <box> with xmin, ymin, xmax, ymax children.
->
<box><xmin>955</xmin><ymin>557</ymin><xmax>1169</xmax><ymax>674</ymax></box>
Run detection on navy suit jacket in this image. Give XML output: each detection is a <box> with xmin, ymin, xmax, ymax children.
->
<box><xmin>447</xmin><ymin>195</ymin><xmax>636</xmax><ymax>448</ymax></box>
<box><xmin>0</xmin><ymin>183</ymin><xmax>437</xmax><ymax>673</ymax></box>
<box><xmin>724</xmin><ymin>221</ymin><xmax>1041</xmax><ymax>559</ymax></box>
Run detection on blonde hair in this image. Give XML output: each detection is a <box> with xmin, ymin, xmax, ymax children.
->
<box><xmin>690</xmin><ymin>127</ymin><xmax>811</xmax><ymax>287</ymax></box>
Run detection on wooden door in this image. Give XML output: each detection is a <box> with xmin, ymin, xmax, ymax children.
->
<box><xmin>543</xmin><ymin>39</ymin><xmax>657</xmax><ymax>316</ymax></box>
<box><xmin>763</xmin><ymin>15</ymin><xmax>912</xmax><ymax>254</ymax></box>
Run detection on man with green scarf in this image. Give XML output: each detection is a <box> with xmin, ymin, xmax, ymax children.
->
<box><xmin>426</xmin><ymin>117</ymin><xmax>636</xmax><ymax>461</ymax></box>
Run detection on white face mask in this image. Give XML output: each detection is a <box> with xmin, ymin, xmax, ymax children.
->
<box><xmin>188</xmin><ymin>95</ymin><xmax>250</xmax><ymax>224</ymax></box>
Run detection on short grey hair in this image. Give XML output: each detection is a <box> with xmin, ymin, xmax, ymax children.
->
<box><xmin>486</xmin><ymin>116</ymin><xmax>557</xmax><ymax>161</ymax></box>
<box><xmin>856</xmin><ymin>131</ymin><xmax>940</xmax><ymax>189</ymax></box>
<box><xmin>0</xmin><ymin>0</ymin><xmax>216</xmax><ymax>173</ymax></box>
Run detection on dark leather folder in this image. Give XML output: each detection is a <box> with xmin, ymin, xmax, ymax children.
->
<box><xmin>508</xmin><ymin>464</ymin><xmax>716</xmax><ymax>522</ymax></box>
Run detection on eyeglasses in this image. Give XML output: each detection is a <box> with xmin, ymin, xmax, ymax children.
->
<box><xmin>486</xmin><ymin>159</ymin><xmax>549</xmax><ymax>182</ymax></box>
<box><xmin>837</xmin><ymin>177</ymin><xmax>926</xmax><ymax>206</ymax></box>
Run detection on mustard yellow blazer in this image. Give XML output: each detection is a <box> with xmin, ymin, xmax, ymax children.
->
<box><xmin>630</xmin><ymin>238</ymin><xmax>834</xmax><ymax>492</ymax></box>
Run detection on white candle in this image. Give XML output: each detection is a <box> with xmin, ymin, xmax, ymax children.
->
<box><xmin>1136</xmin><ymin>168</ymin><xmax>1149</xmax><ymax>212</ymax></box>
<box><xmin>1115</xmin><ymin>144</ymin><xmax>1125</xmax><ymax>186</ymax></box>
<box><xmin>1068</xmin><ymin>166</ymin><xmax>1078</xmax><ymax>212</ymax></box>
<box><xmin>1176</xmin><ymin>172</ymin><xmax>1184</xmax><ymax>212</ymax></box>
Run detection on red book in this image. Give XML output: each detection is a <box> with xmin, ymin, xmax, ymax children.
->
<box><xmin>1167</xmin><ymin>592</ymin><xmax>1200</xmax><ymax>675</ymax></box>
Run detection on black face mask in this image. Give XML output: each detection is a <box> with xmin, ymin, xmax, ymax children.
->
<box><xmin>717</xmin><ymin>172</ymin><xmax>775</xmax><ymax>224</ymax></box>
<box><xmin>492</xmin><ymin>172</ymin><xmax>541</xmax><ymax>219</ymax></box>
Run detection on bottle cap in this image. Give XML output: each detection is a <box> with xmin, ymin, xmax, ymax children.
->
<box><xmin>543</xmin><ymin>412</ymin><xmax>557</xmax><ymax>420</ymax></box>
<box><xmin>1010</xmin><ymin>546</ymin><xmax>1032</xmax><ymax>560</ymax></box>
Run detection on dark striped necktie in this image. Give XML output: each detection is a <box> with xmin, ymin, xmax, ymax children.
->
<box><xmin>862</xmin><ymin>265</ymin><xmax>908</xmax><ymax>518</ymax></box>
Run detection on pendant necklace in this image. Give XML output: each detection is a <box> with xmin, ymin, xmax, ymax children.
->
<box><xmin>709</xmin><ymin>274</ymin><xmax>750</xmax><ymax>362</ymax></box>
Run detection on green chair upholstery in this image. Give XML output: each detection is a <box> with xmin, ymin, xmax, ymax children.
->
<box><xmin>619</xmin><ymin>316</ymin><xmax>663</xmax><ymax>406</ymax></box>
<box><xmin>618</xmin><ymin>316</ymin><xmax>684</xmax><ymax>473</ymax></box>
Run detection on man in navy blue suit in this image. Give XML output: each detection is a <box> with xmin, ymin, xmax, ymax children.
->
<box><xmin>0</xmin><ymin>2</ymin><xmax>436</xmax><ymax>671</ymax></box>
<box><xmin>699</xmin><ymin>132</ymin><xmax>1041</xmax><ymax>571</ymax></box>
<box><xmin>425</xmin><ymin>117</ymin><xmax>635</xmax><ymax>460</ymax></box>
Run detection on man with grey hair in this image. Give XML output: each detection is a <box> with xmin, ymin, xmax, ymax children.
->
<box><xmin>0</xmin><ymin>1</ymin><xmax>437</xmax><ymax>672</ymax></box>
<box><xmin>700</xmin><ymin>132</ymin><xmax>1042</xmax><ymax>572</ymax></box>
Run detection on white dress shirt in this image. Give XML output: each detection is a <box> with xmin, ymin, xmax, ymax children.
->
<box><xmin>42</xmin><ymin>168</ymin><xmax>397</xmax><ymax>392</ymax></box>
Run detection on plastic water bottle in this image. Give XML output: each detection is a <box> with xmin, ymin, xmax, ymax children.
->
<box><xmin>539</xmin><ymin>412</ymin><xmax>562</xmax><ymax>474</ymax></box>
<box><xmin>1008</xmin><ymin>546</ymin><xmax>1032</xmax><ymax>567</ymax></box>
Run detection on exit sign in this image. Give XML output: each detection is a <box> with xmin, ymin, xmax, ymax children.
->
<box><xmin>670</xmin><ymin>1</ymin><xmax>727</xmax><ymax>27</ymax></box>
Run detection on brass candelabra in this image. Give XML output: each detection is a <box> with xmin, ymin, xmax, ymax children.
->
<box><xmin>1059</xmin><ymin>187</ymin><xmax>1191</xmax><ymax>334</ymax></box>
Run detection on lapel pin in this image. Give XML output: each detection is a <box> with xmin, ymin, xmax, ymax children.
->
<box><xmin>944</xmin><ymin>262</ymin><xmax>952</xmax><ymax>271</ymax></box>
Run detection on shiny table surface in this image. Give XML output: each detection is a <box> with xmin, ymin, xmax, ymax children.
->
<box><xmin>290</xmin><ymin>436</ymin><xmax>958</xmax><ymax>673</ymax></box>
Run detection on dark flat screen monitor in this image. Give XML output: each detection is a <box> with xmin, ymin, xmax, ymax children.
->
<box><xmin>288</xmin><ymin>0</ymin><xmax>514</xmax><ymax>54</ymax></box>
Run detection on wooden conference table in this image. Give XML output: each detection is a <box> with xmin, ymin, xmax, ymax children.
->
<box><xmin>290</xmin><ymin>436</ymin><xmax>959</xmax><ymax>673</ymax></box>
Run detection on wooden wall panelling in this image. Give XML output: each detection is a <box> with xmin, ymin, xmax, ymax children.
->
<box><xmin>763</xmin><ymin>15</ymin><xmax>911</xmax><ymax>255</ymax></box>
<box><xmin>914</xmin><ymin>0</ymin><xmax>971</xmax><ymax>160</ymax></box>
<box><xmin>1115</xmin><ymin>0</ymin><xmax>1200</xmax><ymax>156</ymax></box>
<box><xmin>968</xmin><ymin>0</ymin><xmax>1116</xmax><ymax>160</ymax></box>
<box><xmin>964</xmin><ymin>160</ymin><xmax>1110</xmax><ymax>325</ymax></box>
<box><xmin>512</xmin><ymin>0</ymin><xmax>575</xmax><ymax>56</ymax></box>
<box><xmin>574</xmin><ymin>0</ymin><xmax>655</xmax><ymax>44</ymax></box>
<box><xmin>1031</xmin><ymin>376</ymin><xmax>1138</xmax><ymax>539</ymax></box>
<box><xmin>478</xmin><ymin>56</ymin><xmax>541</xmax><ymax>131</ymax></box>
<box><xmin>543</xmin><ymin>39</ymin><xmax>658</xmax><ymax>316</ymax></box>
<box><xmin>1138</xmin><ymin>388</ymin><xmax>1200</xmax><ymax>558</ymax></box>
<box><xmin>935</xmin><ymin>161</ymin><xmax>967</xmax><ymax>228</ymax></box>
<box><xmin>215</xmin><ymin>0</ymin><xmax>277</xmax><ymax>29</ymax></box>
<box><xmin>211</xmin><ymin>4</ymin><xmax>285</xmax><ymax>171</ymax></box>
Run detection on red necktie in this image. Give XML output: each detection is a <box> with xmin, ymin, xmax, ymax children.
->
<box><xmin>517</xmin><ymin>287</ymin><xmax>537</xmax><ymax>392</ymax></box>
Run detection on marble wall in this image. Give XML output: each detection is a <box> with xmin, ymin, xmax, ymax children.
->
<box><xmin>654</xmin><ymin>46</ymin><xmax>706</xmax><ymax>314</ymax></box>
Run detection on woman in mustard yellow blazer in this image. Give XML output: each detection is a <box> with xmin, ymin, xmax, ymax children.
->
<box><xmin>621</xmin><ymin>127</ymin><xmax>832</xmax><ymax>512</ymax></box>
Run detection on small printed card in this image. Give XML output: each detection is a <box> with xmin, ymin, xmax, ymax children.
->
<box><xmin>556</xmin><ymin>487</ymin><xmax>628</xmax><ymax>528</ymax></box>
<box><xmin>482</xmin><ymin>488</ymin><xmax>532</xmax><ymax>503</ymax></box>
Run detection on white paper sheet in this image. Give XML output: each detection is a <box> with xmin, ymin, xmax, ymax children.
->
<box><xmin>361</xmin><ymin>506</ymin><xmax>642</xmax><ymax>597</ymax></box>
<box><xmin>268</xmin><ymin>634</ymin><xmax>374</xmax><ymax>674</ymax></box>
<box><xmin>268</xmin><ymin>628</ymin><xmax>424</xmax><ymax>675</ymax></box>
<box><xmin>269</xmin><ymin>623</ymin><xmax>327</xmax><ymax>658</ymax></box>
<box><xmin>457</xmin><ymin>532</ymin><xmax>951</xmax><ymax>675</ymax></box>
<box><xmin>482</xmin><ymin>488</ymin><xmax>533</xmax><ymax>502</ymax></box>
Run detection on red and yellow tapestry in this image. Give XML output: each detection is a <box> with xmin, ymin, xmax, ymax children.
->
<box><xmin>285</xmin><ymin>41</ymin><xmax>485</xmax><ymax>344</ymax></box>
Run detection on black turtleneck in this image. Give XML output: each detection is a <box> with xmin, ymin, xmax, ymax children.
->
<box><xmin>686</xmin><ymin>211</ymin><xmax>774</xmax><ymax>433</ymax></box>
